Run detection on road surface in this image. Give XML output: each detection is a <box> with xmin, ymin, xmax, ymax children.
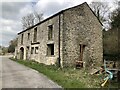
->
<box><xmin>1</xmin><ymin>56</ymin><xmax>61</xmax><ymax>88</ymax></box>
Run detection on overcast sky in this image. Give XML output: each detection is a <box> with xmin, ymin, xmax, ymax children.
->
<box><xmin>0</xmin><ymin>0</ymin><xmax>118</xmax><ymax>47</ymax></box>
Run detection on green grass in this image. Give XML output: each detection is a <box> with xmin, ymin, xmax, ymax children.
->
<box><xmin>10</xmin><ymin>58</ymin><xmax>119</xmax><ymax>88</ymax></box>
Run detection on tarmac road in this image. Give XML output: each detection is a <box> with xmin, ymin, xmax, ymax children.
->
<box><xmin>1</xmin><ymin>56</ymin><xmax>61</xmax><ymax>88</ymax></box>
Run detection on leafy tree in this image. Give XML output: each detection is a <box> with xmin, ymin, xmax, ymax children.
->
<box><xmin>8</xmin><ymin>45</ymin><xmax>15</xmax><ymax>53</ymax></box>
<box><xmin>2</xmin><ymin>47</ymin><xmax>8</xmax><ymax>55</ymax></box>
<box><xmin>8</xmin><ymin>39</ymin><xmax>17</xmax><ymax>53</ymax></box>
<box><xmin>110</xmin><ymin>1</ymin><xmax>120</xmax><ymax>29</ymax></box>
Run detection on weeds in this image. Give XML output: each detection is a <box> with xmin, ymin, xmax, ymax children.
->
<box><xmin>10</xmin><ymin>58</ymin><xmax>118</xmax><ymax>88</ymax></box>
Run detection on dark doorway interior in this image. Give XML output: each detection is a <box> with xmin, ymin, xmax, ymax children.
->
<box><xmin>47</xmin><ymin>44</ymin><xmax>54</xmax><ymax>56</ymax></box>
<box><xmin>20</xmin><ymin>47</ymin><xmax>24</xmax><ymax>59</ymax></box>
<box><xmin>80</xmin><ymin>44</ymin><xmax>86</xmax><ymax>61</ymax></box>
<box><xmin>76</xmin><ymin>44</ymin><xmax>86</xmax><ymax>68</ymax></box>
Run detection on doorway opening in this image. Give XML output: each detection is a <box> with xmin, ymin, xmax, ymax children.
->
<box><xmin>76</xmin><ymin>44</ymin><xmax>86</xmax><ymax>68</ymax></box>
<box><xmin>80</xmin><ymin>44</ymin><xmax>86</xmax><ymax>61</ymax></box>
<box><xmin>20</xmin><ymin>47</ymin><xmax>24</xmax><ymax>59</ymax></box>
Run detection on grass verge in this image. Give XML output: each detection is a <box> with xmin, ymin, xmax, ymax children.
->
<box><xmin>10</xmin><ymin>58</ymin><xmax>119</xmax><ymax>88</ymax></box>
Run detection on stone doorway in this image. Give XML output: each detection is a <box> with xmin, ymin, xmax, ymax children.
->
<box><xmin>76</xmin><ymin>44</ymin><xmax>86</xmax><ymax>68</ymax></box>
<box><xmin>20</xmin><ymin>47</ymin><xmax>24</xmax><ymax>59</ymax></box>
<box><xmin>80</xmin><ymin>44</ymin><xmax>86</xmax><ymax>61</ymax></box>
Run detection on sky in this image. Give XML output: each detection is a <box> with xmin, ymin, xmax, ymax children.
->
<box><xmin>0</xmin><ymin>0</ymin><xmax>118</xmax><ymax>47</ymax></box>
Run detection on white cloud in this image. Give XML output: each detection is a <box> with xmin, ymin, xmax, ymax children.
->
<box><xmin>1</xmin><ymin>0</ymin><xmax>117</xmax><ymax>46</ymax></box>
<box><xmin>1</xmin><ymin>18</ymin><xmax>21</xmax><ymax>33</ymax></box>
<box><xmin>35</xmin><ymin>0</ymin><xmax>93</xmax><ymax>19</ymax></box>
<box><xmin>0</xmin><ymin>0</ymin><xmax>35</xmax><ymax>2</ymax></box>
<box><xmin>1</xmin><ymin>18</ymin><xmax>21</xmax><ymax>46</ymax></box>
<box><xmin>19</xmin><ymin>4</ymin><xmax>33</xmax><ymax>17</ymax></box>
<box><xmin>2</xmin><ymin>19</ymin><xmax>14</xmax><ymax>26</ymax></box>
<box><xmin>1</xmin><ymin>2</ymin><xmax>28</xmax><ymax>46</ymax></box>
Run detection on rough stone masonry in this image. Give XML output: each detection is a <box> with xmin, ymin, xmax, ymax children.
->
<box><xmin>15</xmin><ymin>2</ymin><xmax>103</xmax><ymax>69</ymax></box>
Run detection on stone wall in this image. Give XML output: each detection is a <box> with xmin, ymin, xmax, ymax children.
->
<box><xmin>17</xmin><ymin>14</ymin><xmax>64</xmax><ymax>65</ymax></box>
<box><xmin>62</xmin><ymin>3</ymin><xmax>103</xmax><ymax>68</ymax></box>
<box><xmin>16</xmin><ymin>2</ymin><xmax>103</xmax><ymax>69</ymax></box>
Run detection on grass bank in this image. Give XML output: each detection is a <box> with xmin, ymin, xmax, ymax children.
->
<box><xmin>10</xmin><ymin>58</ymin><xmax>119</xmax><ymax>88</ymax></box>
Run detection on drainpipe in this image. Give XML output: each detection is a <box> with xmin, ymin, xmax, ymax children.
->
<box><xmin>58</xmin><ymin>14</ymin><xmax>61</xmax><ymax>67</ymax></box>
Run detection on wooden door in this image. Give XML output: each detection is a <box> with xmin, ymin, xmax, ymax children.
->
<box><xmin>80</xmin><ymin>44</ymin><xmax>85</xmax><ymax>61</ymax></box>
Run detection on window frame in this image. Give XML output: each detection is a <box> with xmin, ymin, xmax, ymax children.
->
<box><xmin>28</xmin><ymin>33</ymin><xmax>30</xmax><ymax>40</ymax></box>
<box><xmin>35</xmin><ymin>47</ymin><xmax>39</xmax><ymax>54</ymax></box>
<box><xmin>33</xmin><ymin>27</ymin><xmax>37</xmax><ymax>42</ymax></box>
<box><xmin>31</xmin><ymin>47</ymin><xmax>34</xmax><ymax>54</ymax></box>
<box><xmin>48</xmin><ymin>25</ymin><xmax>53</xmax><ymax>40</ymax></box>
<box><xmin>21</xmin><ymin>34</ymin><xmax>23</xmax><ymax>44</ymax></box>
<box><xmin>47</xmin><ymin>44</ymin><xmax>54</xmax><ymax>56</ymax></box>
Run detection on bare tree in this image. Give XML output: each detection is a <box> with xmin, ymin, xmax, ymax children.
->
<box><xmin>31</xmin><ymin>2</ymin><xmax>43</xmax><ymax>24</ymax></box>
<box><xmin>90</xmin><ymin>2</ymin><xmax>111</xmax><ymax>23</ymax></box>
<box><xmin>34</xmin><ymin>11</ymin><xmax>43</xmax><ymax>24</ymax></box>
<box><xmin>21</xmin><ymin>13</ymin><xmax>35</xmax><ymax>30</ymax></box>
<box><xmin>21</xmin><ymin>1</ymin><xmax>44</xmax><ymax>30</ymax></box>
<box><xmin>21</xmin><ymin>12</ymin><xmax>43</xmax><ymax>30</ymax></box>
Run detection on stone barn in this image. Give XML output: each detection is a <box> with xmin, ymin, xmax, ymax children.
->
<box><xmin>15</xmin><ymin>2</ymin><xmax>103</xmax><ymax>69</ymax></box>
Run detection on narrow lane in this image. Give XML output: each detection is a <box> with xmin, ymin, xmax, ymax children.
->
<box><xmin>1</xmin><ymin>56</ymin><xmax>61</xmax><ymax>88</ymax></box>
